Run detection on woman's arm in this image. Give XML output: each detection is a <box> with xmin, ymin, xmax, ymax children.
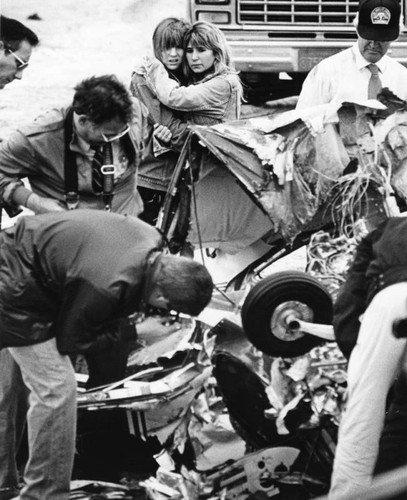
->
<box><xmin>143</xmin><ymin>58</ymin><xmax>232</xmax><ymax>112</ymax></box>
<box><xmin>130</xmin><ymin>71</ymin><xmax>189</xmax><ymax>152</ymax></box>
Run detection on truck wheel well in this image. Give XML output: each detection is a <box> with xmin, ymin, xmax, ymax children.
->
<box><xmin>240</xmin><ymin>72</ymin><xmax>307</xmax><ymax>104</ymax></box>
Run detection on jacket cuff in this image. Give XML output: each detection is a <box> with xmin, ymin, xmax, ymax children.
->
<box><xmin>2</xmin><ymin>183</ymin><xmax>28</xmax><ymax>217</ymax></box>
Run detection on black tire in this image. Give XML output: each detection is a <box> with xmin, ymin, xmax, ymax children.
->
<box><xmin>241</xmin><ymin>271</ymin><xmax>333</xmax><ymax>357</ymax></box>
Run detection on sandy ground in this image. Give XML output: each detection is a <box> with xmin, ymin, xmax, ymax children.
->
<box><xmin>0</xmin><ymin>0</ymin><xmax>186</xmax><ymax>137</ymax></box>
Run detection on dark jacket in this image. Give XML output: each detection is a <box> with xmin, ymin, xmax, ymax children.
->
<box><xmin>334</xmin><ymin>217</ymin><xmax>407</xmax><ymax>358</ymax></box>
<box><xmin>0</xmin><ymin>210</ymin><xmax>163</xmax><ymax>354</ymax></box>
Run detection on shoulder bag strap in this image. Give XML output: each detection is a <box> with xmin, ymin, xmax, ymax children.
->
<box><xmin>64</xmin><ymin>107</ymin><xmax>79</xmax><ymax>209</ymax></box>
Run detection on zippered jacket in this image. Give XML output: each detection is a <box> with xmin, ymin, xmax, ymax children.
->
<box><xmin>0</xmin><ymin>210</ymin><xmax>163</xmax><ymax>354</ymax></box>
<box><xmin>334</xmin><ymin>217</ymin><xmax>407</xmax><ymax>358</ymax></box>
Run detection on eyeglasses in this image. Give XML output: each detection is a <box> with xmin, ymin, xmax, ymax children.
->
<box><xmin>145</xmin><ymin>304</ymin><xmax>179</xmax><ymax>320</ymax></box>
<box><xmin>5</xmin><ymin>48</ymin><xmax>29</xmax><ymax>70</ymax></box>
<box><xmin>101</xmin><ymin>124</ymin><xmax>130</xmax><ymax>142</ymax></box>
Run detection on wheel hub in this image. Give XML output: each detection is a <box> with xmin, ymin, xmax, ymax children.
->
<box><xmin>270</xmin><ymin>301</ymin><xmax>314</xmax><ymax>342</ymax></box>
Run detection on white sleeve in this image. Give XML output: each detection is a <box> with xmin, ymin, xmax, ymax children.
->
<box><xmin>329</xmin><ymin>283</ymin><xmax>407</xmax><ymax>498</ymax></box>
<box><xmin>296</xmin><ymin>64</ymin><xmax>334</xmax><ymax>109</ymax></box>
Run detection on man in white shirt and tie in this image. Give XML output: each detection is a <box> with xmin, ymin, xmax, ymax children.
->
<box><xmin>296</xmin><ymin>1</ymin><xmax>407</xmax><ymax>498</ymax></box>
<box><xmin>296</xmin><ymin>0</ymin><xmax>407</xmax><ymax>109</ymax></box>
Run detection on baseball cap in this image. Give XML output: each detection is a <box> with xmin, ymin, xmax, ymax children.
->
<box><xmin>357</xmin><ymin>0</ymin><xmax>401</xmax><ymax>41</ymax></box>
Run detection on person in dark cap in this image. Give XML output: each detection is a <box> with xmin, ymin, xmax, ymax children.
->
<box><xmin>357</xmin><ymin>0</ymin><xmax>401</xmax><ymax>42</ymax></box>
<box><xmin>296</xmin><ymin>0</ymin><xmax>407</xmax><ymax>108</ymax></box>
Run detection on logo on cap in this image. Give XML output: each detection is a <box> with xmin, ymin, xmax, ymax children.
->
<box><xmin>371</xmin><ymin>7</ymin><xmax>391</xmax><ymax>25</ymax></box>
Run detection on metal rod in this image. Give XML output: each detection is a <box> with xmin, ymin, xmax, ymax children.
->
<box><xmin>286</xmin><ymin>316</ymin><xmax>335</xmax><ymax>341</ymax></box>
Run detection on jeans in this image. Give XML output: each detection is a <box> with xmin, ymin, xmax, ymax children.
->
<box><xmin>0</xmin><ymin>350</ymin><xmax>28</xmax><ymax>500</ymax></box>
<box><xmin>0</xmin><ymin>339</ymin><xmax>77</xmax><ymax>500</ymax></box>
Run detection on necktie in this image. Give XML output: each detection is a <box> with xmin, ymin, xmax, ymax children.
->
<box><xmin>91</xmin><ymin>143</ymin><xmax>113</xmax><ymax>193</ymax></box>
<box><xmin>367</xmin><ymin>64</ymin><xmax>382</xmax><ymax>100</ymax></box>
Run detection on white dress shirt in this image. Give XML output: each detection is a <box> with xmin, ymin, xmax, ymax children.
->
<box><xmin>296</xmin><ymin>42</ymin><xmax>407</xmax><ymax>109</ymax></box>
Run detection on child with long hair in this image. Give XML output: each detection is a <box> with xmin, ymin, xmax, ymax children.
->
<box><xmin>130</xmin><ymin>17</ymin><xmax>191</xmax><ymax>225</ymax></box>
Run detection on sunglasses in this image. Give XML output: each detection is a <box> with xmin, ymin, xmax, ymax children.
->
<box><xmin>5</xmin><ymin>48</ymin><xmax>29</xmax><ymax>70</ymax></box>
<box><xmin>101</xmin><ymin>124</ymin><xmax>130</xmax><ymax>143</ymax></box>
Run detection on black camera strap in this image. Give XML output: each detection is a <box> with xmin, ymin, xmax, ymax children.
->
<box><xmin>64</xmin><ymin>107</ymin><xmax>80</xmax><ymax>210</ymax></box>
<box><xmin>64</xmin><ymin>109</ymin><xmax>136</xmax><ymax>211</ymax></box>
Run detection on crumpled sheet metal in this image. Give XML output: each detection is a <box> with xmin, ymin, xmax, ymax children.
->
<box><xmin>190</xmin><ymin>105</ymin><xmax>348</xmax><ymax>243</ymax></box>
<box><xmin>77</xmin><ymin>363</ymin><xmax>212</xmax><ymax>412</ymax></box>
<box><xmin>306</xmin><ymin>230</ymin><xmax>360</xmax><ymax>298</ymax></box>
<box><xmin>76</xmin><ymin>319</ymin><xmax>215</xmax><ymax>443</ymax></box>
<box><xmin>151</xmin><ymin>372</ymin><xmax>246</xmax><ymax>470</ymax></box>
<box><xmin>204</xmin><ymin>446</ymin><xmax>300</xmax><ymax>499</ymax></box>
<box><xmin>265</xmin><ymin>343</ymin><xmax>347</xmax><ymax>436</ymax></box>
<box><xmin>188</xmin><ymin>97</ymin><xmax>407</xmax><ymax>244</ymax></box>
<box><xmin>140</xmin><ymin>466</ymin><xmax>213</xmax><ymax>500</ymax></box>
<box><xmin>127</xmin><ymin>317</ymin><xmax>200</xmax><ymax>366</ymax></box>
<box><xmin>376</xmin><ymin>110</ymin><xmax>407</xmax><ymax>200</ymax></box>
<box><xmin>70</xmin><ymin>480</ymin><xmax>135</xmax><ymax>499</ymax></box>
<box><xmin>141</xmin><ymin>447</ymin><xmax>301</xmax><ymax>499</ymax></box>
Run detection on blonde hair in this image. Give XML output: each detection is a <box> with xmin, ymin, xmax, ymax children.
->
<box><xmin>183</xmin><ymin>21</ymin><xmax>237</xmax><ymax>80</ymax></box>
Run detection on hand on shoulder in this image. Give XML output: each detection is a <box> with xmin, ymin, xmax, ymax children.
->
<box><xmin>132</xmin><ymin>55</ymin><xmax>159</xmax><ymax>76</ymax></box>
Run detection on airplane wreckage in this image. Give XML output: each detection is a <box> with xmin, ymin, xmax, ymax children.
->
<box><xmin>72</xmin><ymin>90</ymin><xmax>407</xmax><ymax>499</ymax></box>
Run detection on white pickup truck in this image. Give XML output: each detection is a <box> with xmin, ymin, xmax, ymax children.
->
<box><xmin>187</xmin><ymin>0</ymin><xmax>407</xmax><ymax>102</ymax></box>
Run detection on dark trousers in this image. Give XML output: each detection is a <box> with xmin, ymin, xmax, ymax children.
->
<box><xmin>84</xmin><ymin>340</ymin><xmax>130</xmax><ymax>389</ymax></box>
<box><xmin>138</xmin><ymin>186</ymin><xmax>165</xmax><ymax>227</ymax></box>
<box><xmin>75</xmin><ymin>328</ymin><xmax>136</xmax><ymax>480</ymax></box>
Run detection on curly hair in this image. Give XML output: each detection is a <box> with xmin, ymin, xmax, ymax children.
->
<box><xmin>72</xmin><ymin>75</ymin><xmax>133</xmax><ymax>125</ymax></box>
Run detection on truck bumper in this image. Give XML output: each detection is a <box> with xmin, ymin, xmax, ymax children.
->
<box><xmin>228</xmin><ymin>40</ymin><xmax>407</xmax><ymax>73</ymax></box>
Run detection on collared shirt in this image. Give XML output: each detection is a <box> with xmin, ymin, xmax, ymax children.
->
<box><xmin>296</xmin><ymin>43</ymin><xmax>407</xmax><ymax>109</ymax></box>
<box><xmin>0</xmin><ymin>101</ymin><xmax>151</xmax><ymax>215</ymax></box>
<box><xmin>72</xmin><ymin>127</ymin><xmax>129</xmax><ymax>189</ymax></box>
